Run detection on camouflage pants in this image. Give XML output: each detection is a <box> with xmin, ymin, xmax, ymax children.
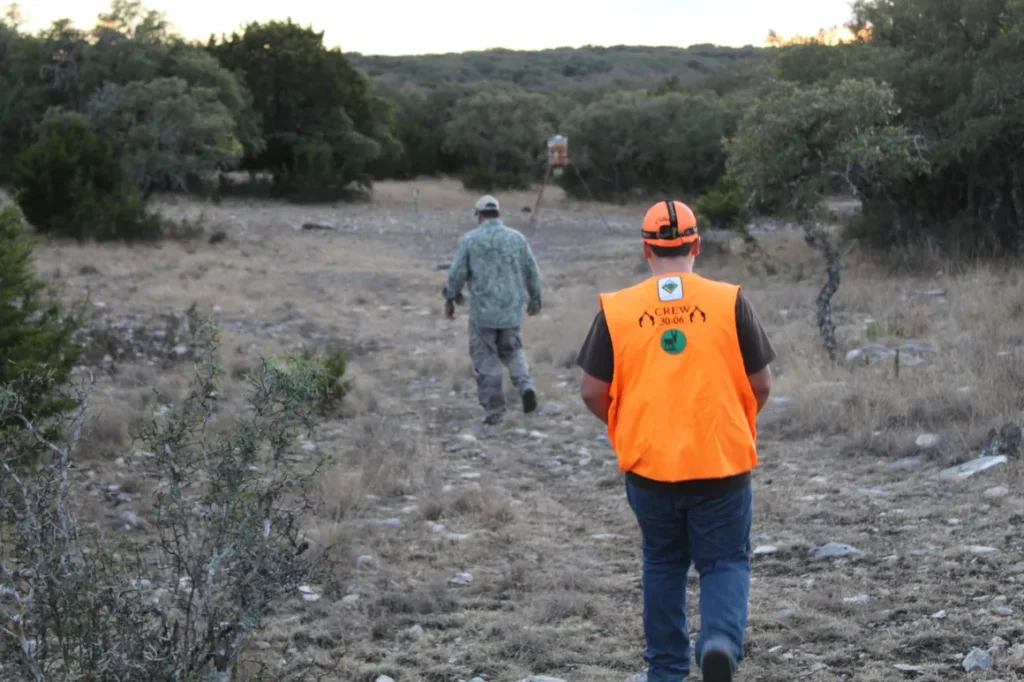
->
<box><xmin>468</xmin><ymin>321</ymin><xmax>535</xmax><ymax>419</ymax></box>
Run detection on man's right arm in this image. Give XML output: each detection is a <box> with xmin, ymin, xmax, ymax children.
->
<box><xmin>442</xmin><ymin>237</ymin><xmax>470</xmax><ymax>302</ymax></box>
<box><xmin>735</xmin><ymin>291</ymin><xmax>776</xmax><ymax>414</ymax></box>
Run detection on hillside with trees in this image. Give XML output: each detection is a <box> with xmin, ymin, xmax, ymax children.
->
<box><xmin>1</xmin><ymin>0</ymin><xmax>1023</xmax><ymax>254</ymax></box>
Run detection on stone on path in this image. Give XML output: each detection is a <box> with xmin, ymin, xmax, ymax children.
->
<box><xmin>938</xmin><ymin>455</ymin><xmax>1007</xmax><ymax>481</ymax></box>
<box><xmin>893</xmin><ymin>663</ymin><xmax>925</xmax><ymax>674</ymax></box>
<box><xmin>962</xmin><ymin>648</ymin><xmax>992</xmax><ymax>672</ymax></box>
<box><xmin>754</xmin><ymin>545</ymin><xmax>779</xmax><ymax>555</ymax></box>
<box><xmin>518</xmin><ymin>677</ymin><xmax>568</xmax><ymax>682</ymax></box>
<box><xmin>915</xmin><ymin>433</ymin><xmax>940</xmax><ymax>450</ymax></box>
<box><xmin>808</xmin><ymin>542</ymin><xmax>863</xmax><ymax>560</ymax></box>
<box><xmin>448</xmin><ymin>571</ymin><xmax>473</xmax><ymax>587</ymax></box>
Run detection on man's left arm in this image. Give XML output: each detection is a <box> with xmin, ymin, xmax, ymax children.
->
<box><xmin>521</xmin><ymin>239</ymin><xmax>542</xmax><ymax>314</ymax></box>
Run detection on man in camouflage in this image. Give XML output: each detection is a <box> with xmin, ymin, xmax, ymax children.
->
<box><xmin>443</xmin><ymin>194</ymin><xmax>543</xmax><ymax>425</ymax></box>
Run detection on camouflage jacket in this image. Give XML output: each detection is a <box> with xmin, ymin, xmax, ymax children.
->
<box><xmin>442</xmin><ymin>219</ymin><xmax>542</xmax><ymax>329</ymax></box>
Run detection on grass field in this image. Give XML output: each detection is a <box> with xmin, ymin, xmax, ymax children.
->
<box><xmin>22</xmin><ymin>178</ymin><xmax>1024</xmax><ymax>681</ymax></box>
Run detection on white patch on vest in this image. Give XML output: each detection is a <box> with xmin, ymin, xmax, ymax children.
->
<box><xmin>657</xmin><ymin>276</ymin><xmax>683</xmax><ymax>301</ymax></box>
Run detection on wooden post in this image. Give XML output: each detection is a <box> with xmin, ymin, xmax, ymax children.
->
<box><xmin>528</xmin><ymin>163</ymin><xmax>552</xmax><ymax>233</ymax></box>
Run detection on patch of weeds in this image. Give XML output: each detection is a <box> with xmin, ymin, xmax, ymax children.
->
<box><xmin>866</xmin><ymin>318</ymin><xmax>909</xmax><ymax>340</ymax></box>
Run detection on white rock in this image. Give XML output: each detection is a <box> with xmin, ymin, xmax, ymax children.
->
<box><xmin>356</xmin><ymin>555</ymin><xmax>374</xmax><ymax>568</ymax></box>
<box><xmin>939</xmin><ymin>455</ymin><xmax>1008</xmax><ymax>481</ymax></box>
<box><xmin>809</xmin><ymin>542</ymin><xmax>863</xmax><ymax>559</ymax></box>
<box><xmin>843</xmin><ymin>594</ymin><xmax>870</xmax><ymax>604</ymax></box>
<box><xmin>459</xmin><ymin>472</ymin><xmax>481</xmax><ymax>480</ymax></box>
<box><xmin>969</xmin><ymin>546</ymin><xmax>999</xmax><ymax>555</ymax></box>
<box><xmin>341</xmin><ymin>594</ymin><xmax>360</xmax><ymax>605</ymax></box>
<box><xmin>518</xmin><ymin>677</ymin><xmax>568</xmax><ymax>682</ymax></box>
<box><xmin>893</xmin><ymin>663</ymin><xmax>925</xmax><ymax>673</ymax></box>
<box><xmin>449</xmin><ymin>571</ymin><xmax>473</xmax><ymax>586</ymax></box>
<box><xmin>915</xmin><ymin>433</ymin><xmax>941</xmax><ymax>449</ymax></box>
<box><xmin>931</xmin><ymin>610</ymin><xmax>947</xmax><ymax>619</ymax></box>
<box><xmin>375</xmin><ymin>677</ymin><xmax>396</xmax><ymax>682</ymax></box>
<box><xmin>984</xmin><ymin>486</ymin><xmax>1010</xmax><ymax>498</ymax></box>
<box><xmin>301</xmin><ymin>593</ymin><xmax>321</xmax><ymax>602</ymax></box>
<box><xmin>459</xmin><ymin>433</ymin><xmax>478</xmax><ymax>444</ymax></box>
<box><xmin>990</xmin><ymin>636</ymin><xmax>1010</xmax><ymax>651</ymax></box>
<box><xmin>406</xmin><ymin>624</ymin><xmax>425</xmax><ymax>641</ymax></box>
<box><xmin>962</xmin><ymin>648</ymin><xmax>992</xmax><ymax>672</ymax></box>
<box><xmin>754</xmin><ymin>545</ymin><xmax>779</xmax><ymax>555</ymax></box>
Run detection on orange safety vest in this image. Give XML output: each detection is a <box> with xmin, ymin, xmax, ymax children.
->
<box><xmin>598</xmin><ymin>272</ymin><xmax>758</xmax><ymax>482</ymax></box>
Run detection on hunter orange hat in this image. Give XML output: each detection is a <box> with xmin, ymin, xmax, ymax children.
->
<box><xmin>641</xmin><ymin>200</ymin><xmax>698</xmax><ymax>247</ymax></box>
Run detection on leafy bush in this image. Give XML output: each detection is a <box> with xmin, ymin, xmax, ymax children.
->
<box><xmin>11</xmin><ymin>112</ymin><xmax>162</xmax><ymax>242</ymax></box>
<box><xmin>0</xmin><ymin>311</ymin><xmax>338</xmax><ymax>680</ymax></box>
<box><xmin>0</xmin><ymin>201</ymin><xmax>82</xmax><ymax>433</ymax></box>
<box><xmin>695</xmin><ymin>176</ymin><xmax>749</xmax><ymax>230</ymax></box>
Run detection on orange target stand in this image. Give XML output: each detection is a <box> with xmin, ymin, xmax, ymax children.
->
<box><xmin>528</xmin><ymin>135</ymin><xmax>611</xmax><ymax>233</ymax></box>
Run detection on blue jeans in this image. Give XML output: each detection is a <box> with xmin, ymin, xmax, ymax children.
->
<box><xmin>625</xmin><ymin>478</ymin><xmax>753</xmax><ymax>681</ymax></box>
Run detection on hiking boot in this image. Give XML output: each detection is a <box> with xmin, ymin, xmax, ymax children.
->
<box><xmin>483</xmin><ymin>412</ymin><xmax>504</xmax><ymax>426</ymax></box>
<box><xmin>521</xmin><ymin>389</ymin><xmax>538</xmax><ymax>414</ymax></box>
<box><xmin>701</xmin><ymin>646</ymin><xmax>735</xmax><ymax>682</ymax></box>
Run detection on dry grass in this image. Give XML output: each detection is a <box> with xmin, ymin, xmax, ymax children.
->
<box><xmin>22</xmin><ymin>179</ymin><xmax>1024</xmax><ymax>681</ymax></box>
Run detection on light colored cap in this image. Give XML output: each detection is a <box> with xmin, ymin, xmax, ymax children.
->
<box><xmin>474</xmin><ymin>195</ymin><xmax>500</xmax><ymax>212</ymax></box>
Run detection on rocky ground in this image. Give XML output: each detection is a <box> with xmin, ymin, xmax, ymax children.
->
<box><xmin>23</xmin><ymin>180</ymin><xmax>1024</xmax><ymax>681</ymax></box>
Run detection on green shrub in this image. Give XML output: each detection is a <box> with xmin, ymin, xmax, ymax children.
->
<box><xmin>696</xmin><ymin>176</ymin><xmax>749</xmax><ymax>230</ymax></box>
<box><xmin>0</xmin><ymin>312</ymin><xmax>335</xmax><ymax>680</ymax></box>
<box><xmin>11</xmin><ymin>112</ymin><xmax>162</xmax><ymax>242</ymax></box>
<box><xmin>0</xmin><ymin>201</ymin><xmax>82</xmax><ymax>433</ymax></box>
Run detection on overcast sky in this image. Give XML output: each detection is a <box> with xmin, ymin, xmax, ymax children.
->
<box><xmin>19</xmin><ymin>0</ymin><xmax>857</xmax><ymax>54</ymax></box>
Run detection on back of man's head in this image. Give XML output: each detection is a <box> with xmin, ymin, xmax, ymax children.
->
<box><xmin>474</xmin><ymin>194</ymin><xmax>500</xmax><ymax>220</ymax></box>
<box><xmin>641</xmin><ymin>200</ymin><xmax>700</xmax><ymax>263</ymax></box>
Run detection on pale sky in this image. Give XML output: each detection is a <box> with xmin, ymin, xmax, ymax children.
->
<box><xmin>18</xmin><ymin>0</ymin><xmax>856</xmax><ymax>55</ymax></box>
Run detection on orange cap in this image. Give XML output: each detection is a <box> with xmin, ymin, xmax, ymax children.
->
<box><xmin>642</xmin><ymin>200</ymin><xmax>698</xmax><ymax>247</ymax></box>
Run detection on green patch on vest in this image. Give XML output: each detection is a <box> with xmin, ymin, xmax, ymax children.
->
<box><xmin>660</xmin><ymin>328</ymin><xmax>687</xmax><ymax>355</ymax></box>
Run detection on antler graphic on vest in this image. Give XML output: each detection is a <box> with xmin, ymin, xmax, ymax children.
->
<box><xmin>638</xmin><ymin>311</ymin><xmax>655</xmax><ymax>327</ymax></box>
<box><xmin>689</xmin><ymin>306</ymin><xmax>706</xmax><ymax>323</ymax></box>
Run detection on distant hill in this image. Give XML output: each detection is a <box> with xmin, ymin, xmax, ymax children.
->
<box><xmin>347</xmin><ymin>44</ymin><xmax>774</xmax><ymax>91</ymax></box>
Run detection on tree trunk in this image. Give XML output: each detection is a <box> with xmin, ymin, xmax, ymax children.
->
<box><xmin>804</xmin><ymin>221</ymin><xmax>840</xmax><ymax>361</ymax></box>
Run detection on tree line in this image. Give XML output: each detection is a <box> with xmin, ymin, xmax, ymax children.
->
<box><xmin>1</xmin><ymin>0</ymin><xmax>1022</xmax><ymax>255</ymax></box>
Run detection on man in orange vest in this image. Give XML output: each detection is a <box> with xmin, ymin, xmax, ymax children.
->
<box><xmin>576</xmin><ymin>200</ymin><xmax>776</xmax><ymax>682</ymax></box>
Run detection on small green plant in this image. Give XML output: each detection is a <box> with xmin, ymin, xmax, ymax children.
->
<box><xmin>275</xmin><ymin>345</ymin><xmax>350</xmax><ymax>415</ymax></box>
<box><xmin>1010</xmin><ymin>299</ymin><xmax>1024</xmax><ymax>319</ymax></box>
<box><xmin>866</xmin><ymin>318</ymin><xmax>909</xmax><ymax>341</ymax></box>
<box><xmin>11</xmin><ymin>111</ymin><xmax>162</xmax><ymax>242</ymax></box>
<box><xmin>0</xmin><ymin>201</ymin><xmax>82</xmax><ymax>436</ymax></box>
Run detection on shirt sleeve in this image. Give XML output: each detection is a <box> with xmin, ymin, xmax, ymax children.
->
<box><xmin>734</xmin><ymin>291</ymin><xmax>777</xmax><ymax>375</ymax></box>
<box><xmin>576</xmin><ymin>310</ymin><xmax>614</xmax><ymax>383</ymax></box>
<box><xmin>442</xmin><ymin>236</ymin><xmax>470</xmax><ymax>301</ymax></box>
